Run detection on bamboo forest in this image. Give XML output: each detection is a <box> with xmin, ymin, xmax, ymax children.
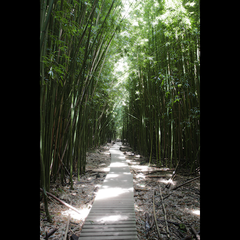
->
<box><xmin>40</xmin><ymin>0</ymin><xmax>200</xmax><ymax>239</ymax></box>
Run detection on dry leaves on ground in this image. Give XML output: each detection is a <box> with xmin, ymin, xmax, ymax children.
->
<box><xmin>40</xmin><ymin>143</ymin><xmax>112</xmax><ymax>240</ymax></box>
<box><xmin>40</xmin><ymin>142</ymin><xmax>200</xmax><ymax>240</ymax></box>
<box><xmin>121</xmin><ymin>146</ymin><xmax>200</xmax><ymax>240</ymax></box>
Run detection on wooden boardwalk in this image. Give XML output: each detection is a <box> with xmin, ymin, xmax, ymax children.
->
<box><xmin>79</xmin><ymin>143</ymin><xmax>138</xmax><ymax>240</ymax></box>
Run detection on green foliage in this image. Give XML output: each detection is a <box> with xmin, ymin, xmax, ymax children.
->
<box><xmin>179</xmin><ymin>223</ymin><xmax>187</xmax><ymax>232</ymax></box>
<box><xmin>40</xmin><ymin>0</ymin><xmax>124</xmax><ymax>220</ymax></box>
<box><xmin>40</xmin><ymin>0</ymin><xmax>200</xmax><ymax>220</ymax></box>
<box><xmin>120</xmin><ymin>0</ymin><xmax>200</xmax><ymax>167</ymax></box>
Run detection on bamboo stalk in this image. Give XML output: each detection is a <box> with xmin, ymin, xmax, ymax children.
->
<box><xmin>63</xmin><ymin>214</ymin><xmax>70</xmax><ymax>240</ymax></box>
<box><xmin>40</xmin><ymin>188</ymin><xmax>81</xmax><ymax>215</ymax></box>
<box><xmin>159</xmin><ymin>185</ymin><xmax>172</xmax><ymax>240</ymax></box>
<box><xmin>189</xmin><ymin>224</ymin><xmax>200</xmax><ymax>240</ymax></box>
<box><xmin>153</xmin><ymin>190</ymin><xmax>163</xmax><ymax>240</ymax></box>
<box><xmin>172</xmin><ymin>176</ymin><xmax>200</xmax><ymax>190</ymax></box>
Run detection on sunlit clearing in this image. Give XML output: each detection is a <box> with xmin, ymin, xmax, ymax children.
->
<box><xmin>96</xmin><ymin>187</ymin><xmax>133</xmax><ymax>200</ymax></box>
<box><xmin>191</xmin><ymin>209</ymin><xmax>200</xmax><ymax>216</ymax></box>
<box><xmin>61</xmin><ymin>206</ymin><xmax>91</xmax><ymax>221</ymax></box>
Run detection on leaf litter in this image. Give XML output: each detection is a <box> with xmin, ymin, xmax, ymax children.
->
<box><xmin>40</xmin><ymin>143</ymin><xmax>112</xmax><ymax>240</ymax></box>
<box><xmin>40</xmin><ymin>142</ymin><xmax>200</xmax><ymax>240</ymax></box>
<box><xmin>123</xmin><ymin>147</ymin><xmax>200</xmax><ymax>240</ymax></box>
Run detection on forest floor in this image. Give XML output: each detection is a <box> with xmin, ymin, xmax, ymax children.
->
<box><xmin>40</xmin><ymin>143</ymin><xmax>112</xmax><ymax>239</ymax></box>
<box><xmin>40</xmin><ymin>142</ymin><xmax>200</xmax><ymax>240</ymax></box>
<box><xmin>122</xmin><ymin>145</ymin><xmax>200</xmax><ymax>240</ymax></box>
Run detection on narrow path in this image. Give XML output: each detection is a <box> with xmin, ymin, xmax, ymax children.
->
<box><xmin>79</xmin><ymin>142</ymin><xmax>138</xmax><ymax>239</ymax></box>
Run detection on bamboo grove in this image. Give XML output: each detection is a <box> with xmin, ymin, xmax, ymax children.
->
<box><xmin>40</xmin><ymin>0</ymin><xmax>200</xmax><ymax>221</ymax></box>
<box><xmin>40</xmin><ymin>0</ymin><xmax>126</xmax><ymax>221</ymax></box>
<box><xmin>121</xmin><ymin>0</ymin><xmax>200</xmax><ymax>171</ymax></box>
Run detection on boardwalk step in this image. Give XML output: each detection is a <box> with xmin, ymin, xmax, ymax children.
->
<box><xmin>82</xmin><ymin>227</ymin><xmax>136</xmax><ymax>232</ymax></box>
<box><xmin>79</xmin><ymin>236</ymin><xmax>138</xmax><ymax>240</ymax></box>
<box><xmin>90</xmin><ymin>210</ymin><xmax>134</xmax><ymax>213</ymax></box>
<box><xmin>91</xmin><ymin>207</ymin><xmax>134</xmax><ymax>210</ymax></box>
<box><xmin>84</xmin><ymin>220</ymin><xmax>136</xmax><ymax>225</ymax></box>
<box><xmin>85</xmin><ymin>218</ymin><xmax>136</xmax><ymax>222</ymax></box>
<box><xmin>79</xmin><ymin>143</ymin><xmax>138</xmax><ymax>240</ymax></box>
<box><xmin>80</xmin><ymin>231</ymin><xmax>137</xmax><ymax>236</ymax></box>
<box><xmin>82</xmin><ymin>224</ymin><xmax>136</xmax><ymax>229</ymax></box>
<box><xmin>88</xmin><ymin>212</ymin><xmax>135</xmax><ymax>215</ymax></box>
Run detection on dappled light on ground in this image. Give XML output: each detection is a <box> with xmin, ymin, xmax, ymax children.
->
<box><xmin>135</xmin><ymin>173</ymin><xmax>146</xmax><ymax>179</ymax></box>
<box><xmin>105</xmin><ymin>173</ymin><xmax>119</xmax><ymax>178</ymax></box>
<box><xmin>97</xmin><ymin>214</ymin><xmax>130</xmax><ymax>222</ymax></box>
<box><xmin>191</xmin><ymin>209</ymin><xmax>200</xmax><ymax>216</ymax></box>
<box><xmin>109</xmin><ymin>162</ymin><xmax>127</xmax><ymax>167</ymax></box>
<box><xmin>102</xmin><ymin>151</ymin><xmax>111</xmax><ymax>155</ymax></box>
<box><xmin>95</xmin><ymin>187</ymin><xmax>133</xmax><ymax>200</ymax></box>
<box><xmin>101</xmin><ymin>167</ymin><xmax>110</xmax><ymax>172</ymax></box>
<box><xmin>61</xmin><ymin>205</ymin><xmax>91</xmax><ymax>221</ymax></box>
<box><xmin>131</xmin><ymin>165</ymin><xmax>149</xmax><ymax>171</ymax></box>
<box><xmin>110</xmin><ymin>149</ymin><xmax>121</xmax><ymax>154</ymax></box>
<box><xmin>158</xmin><ymin>178</ymin><xmax>176</xmax><ymax>185</ymax></box>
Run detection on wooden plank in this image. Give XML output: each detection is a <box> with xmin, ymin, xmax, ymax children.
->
<box><xmin>81</xmin><ymin>228</ymin><xmax>136</xmax><ymax>232</ymax></box>
<box><xmin>93</xmin><ymin>203</ymin><xmax>134</xmax><ymax>206</ymax></box>
<box><xmin>88</xmin><ymin>213</ymin><xmax>135</xmax><ymax>216</ymax></box>
<box><xmin>84</xmin><ymin>220</ymin><xmax>136</xmax><ymax>224</ymax></box>
<box><xmin>79</xmin><ymin>235</ymin><xmax>138</xmax><ymax>239</ymax></box>
<box><xmin>88</xmin><ymin>211</ymin><xmax>135</xmax><ymax>214</ymax></box>
<box><xmin>92</xmin><ymin>203</ymin><xmax>134</xmax><ymax>206</ymax></box>
<box><xmin>85</xmin><ymin>218</ymin><xmax>136</xmax><ymax>222</ymax></box>
<box><xmin>79</xmin><ymin>144</ymin><xmax>138</xmax><ymax>240</ymax></box>
<box><xmin>90</xmin><ymin>207</ymin><xmax>134</xmax><ymax>210</ymax></box>
<box><xmin>92</xmin><ymin>204</ymin><xmax>134</xmax><ymax>207</ymax></box>
<box><xmin>82</xmin><ymin>224</ymin><xmax>136</xmax><ymax>229</ymax></box>
<box><xmin>92</xmin><ymin>205</ymin><xmax>134</xmax><ymax>207</ymax></box>
<box><xmin>80</xmin><ymin>232</ymin><xmax>137</xmax><ymax>236</ymax></box>
<box><xmin>84</xmin><ymin>220</ymin><xmax>136</xmax><ymax>225</ymax></box>
<box><xmin>86</xmin><ymin>214</ymin><xmax>135</xmax><ymax>218</ymax></box>
<box><xmin>91</xmin><ymin>207</ymin><xmax>134</xmax><ymax>210</ymax></box>
<box><xmin>92</xmin><ymin>205</ymin><xmax>134</xmax><ymax>209</ymax></box>
<box><xmin>91</xmin><ymin>206</ymin><xmax>134</xmax><ymax>208</ymax></box>
<box><xmin>93</xmin><ymin>200</ymin><xmax>134</xmax><ymax>203</ymax></box>
<box><xmin>90</xmin><ymin>209</ymin><xmax>134</xmax><ymax>213</ymax></box>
